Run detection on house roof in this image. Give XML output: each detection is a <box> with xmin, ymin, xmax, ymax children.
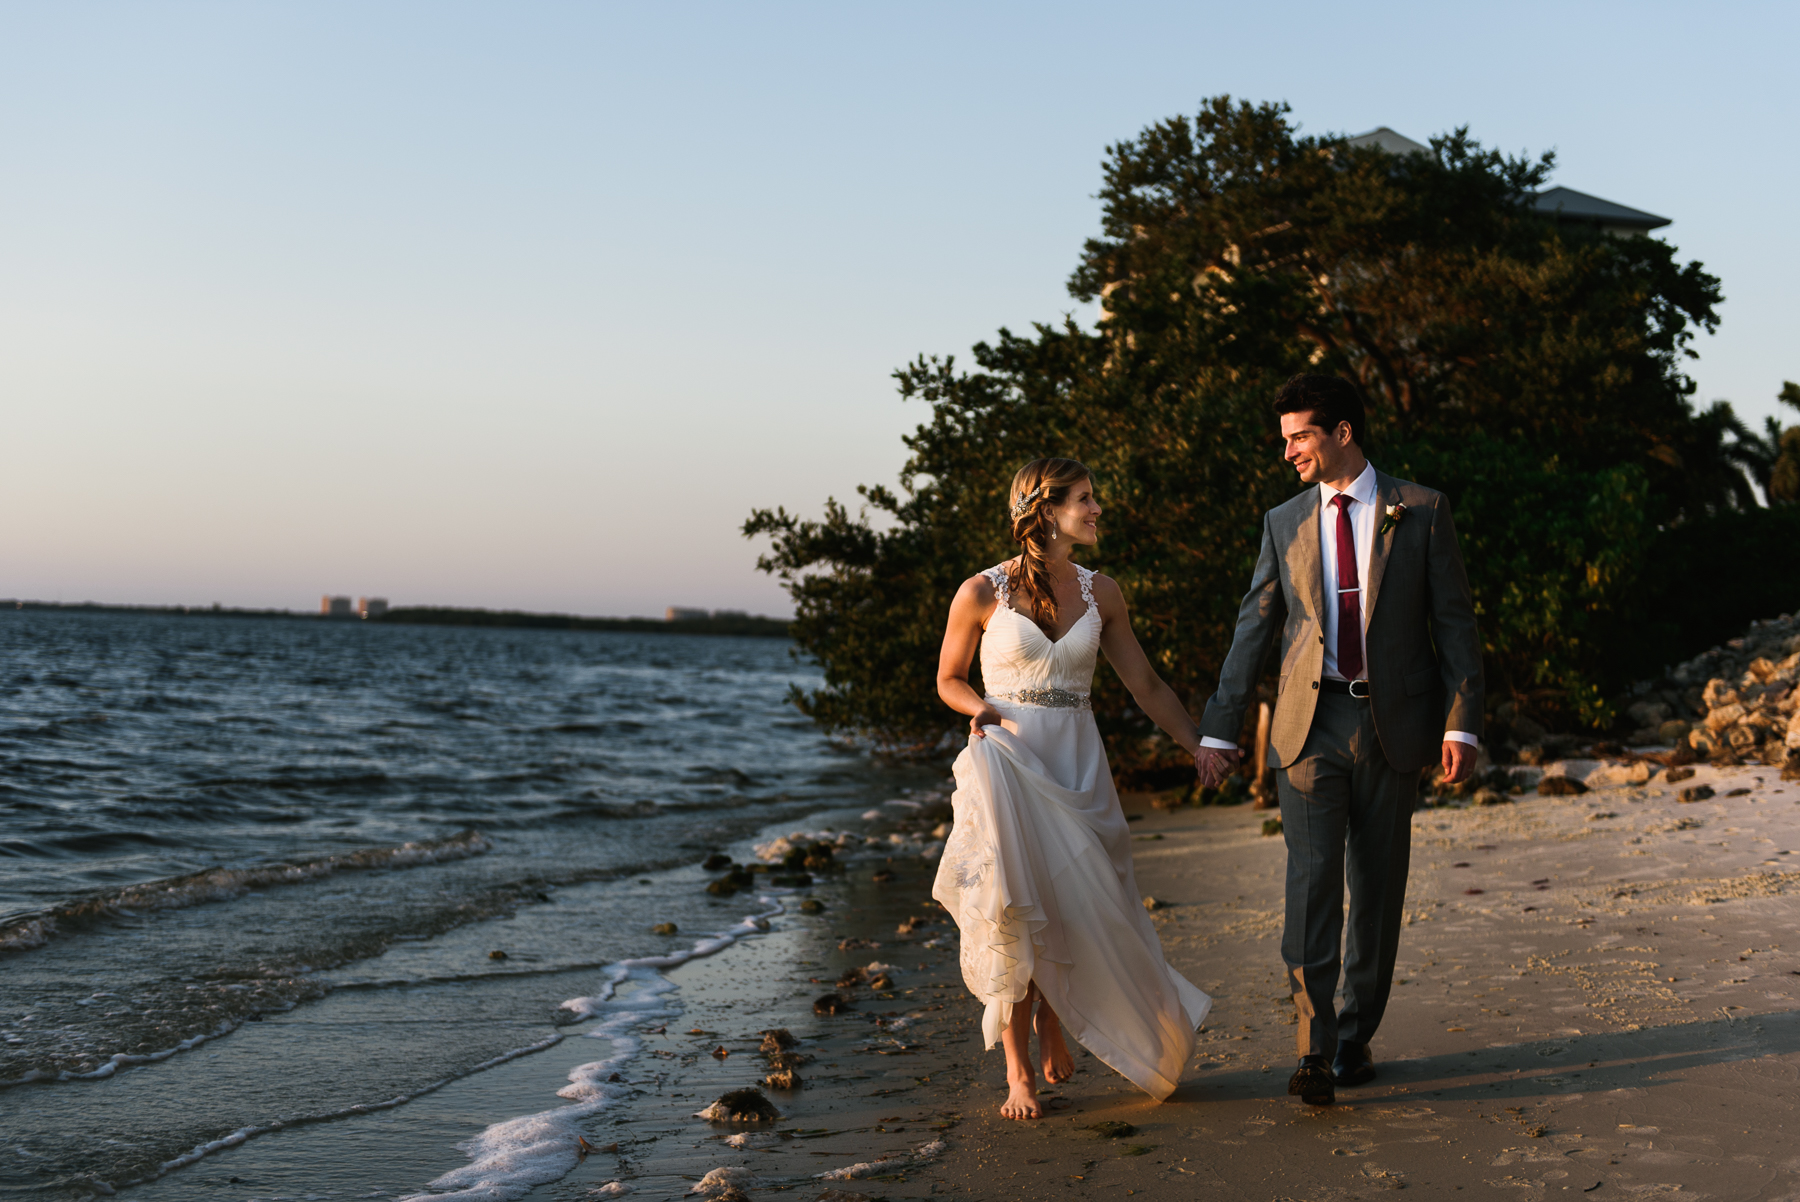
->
<box><xmin>1528</xmin><ymin>185</ymin><xmax>1670</xmax><ymax>231</ymax></box>
<box><xmin>1347</xmin><ymin>127</ymin><xmax>1431</xmax><ymax>156</ymax></box>
<box><xmin>1350</xmin><ymin>126</ymin><xmax>1672</xmax><ymax>232</ymax></box>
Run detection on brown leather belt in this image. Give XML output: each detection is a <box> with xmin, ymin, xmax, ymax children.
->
<box><xmin>1320</xmin><ymin>678</ymin><xmax>1372</xmax><ymax>698</ymax></box>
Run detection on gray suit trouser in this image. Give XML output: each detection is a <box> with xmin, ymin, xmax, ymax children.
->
<box><xmin>1276</xmin><ymin>691</ymin><xmax>1419</xmax><ymax>1060</ymax></box>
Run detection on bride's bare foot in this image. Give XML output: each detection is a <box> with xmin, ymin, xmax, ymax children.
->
<box><xmin>1000</xmin><ymin>985</ymin><xmax>1044</xmax><ymax>1119</ymax></box>
<box><xmin>1001</xmin><ymin>1076</ymin><xmax>1043</xmax><ymax>1120</ymax></box>
<box><xmin>1035</xmin><ymin>1005</ymin><xmax>1075</xmax><ymax>1084</ymax></box>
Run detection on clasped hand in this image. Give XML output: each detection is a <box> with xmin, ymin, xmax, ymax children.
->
<box><xmin>1194</xmin><ymin>739</ymin><xmax>1475</xmax><ymax>789</ymax></box>
<box><xmin>1193</xmin><ymin>746</ymin><xmax>1238</xmax><ymax>789</ymax></box>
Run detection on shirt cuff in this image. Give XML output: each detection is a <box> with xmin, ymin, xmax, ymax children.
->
<box><xmin>1443</xmin><ymin>731</ymin><xmax>1480</xmax><ymax>747</ymax></box>
<box><xmin>1198</xmin><ymin>736</ymin><xmax>1239</xmax><ymax>751</ymax></box>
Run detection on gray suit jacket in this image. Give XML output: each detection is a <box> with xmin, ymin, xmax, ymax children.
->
<box><xmin>1199</xmin><ymin>469</ymin><xmax>1483</xmax><ymax>774</ymax></box>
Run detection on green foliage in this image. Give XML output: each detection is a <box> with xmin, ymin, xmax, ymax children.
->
<box><xmin>745</xmin><ymin>494</ymin><xmax>968</xmax><ymax>749</ymax></box>
<box><xmin>748</xmin><ymin>97</ymin><xmax>1746</xmax><ymax>754</ymax></box>
<box><xmin>1388</xmin><ymin>436</ymin><xmax>1654</xmax><ymax>725</ymax></box>
<box><xmin>1618</xmin><ymin>503</ymin><xmax>1800</xmax><ymax>672</ymax></box>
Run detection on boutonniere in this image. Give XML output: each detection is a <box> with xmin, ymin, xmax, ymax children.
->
<box><xmin>1379</xmin><ymin>503</ymin><xmax>1407</xmax><ymax>536</ymax></box>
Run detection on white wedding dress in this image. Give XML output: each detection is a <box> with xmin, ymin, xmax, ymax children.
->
<box><xmin>932</xmin><ymin>564</ymin><xmax>1212</xmax><ymax>1100</ymax></box>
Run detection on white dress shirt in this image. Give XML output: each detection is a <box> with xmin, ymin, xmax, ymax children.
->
<box><xmin>1200</xmin><ymin>461</ymin><xmax>1476</xmax><ymax>751</ymax></box>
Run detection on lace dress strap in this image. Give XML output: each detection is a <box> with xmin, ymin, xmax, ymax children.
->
<box><xmin>982</xmin><ymin>564</ymin><xmax>1011</xmax><ymax>607</ymax></box>
<box><xmin>1075</xmin><ymin>565</ymin><xmax>1098</xmax><ymax>614</ymax></box>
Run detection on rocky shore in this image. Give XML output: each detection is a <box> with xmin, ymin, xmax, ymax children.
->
<box><xmin>1490</xmin><ymin>613</ymin><xmax>1800</xmax><ymax>773</ymax></box>
<box><xmin>1656</xmin><ymin>613</ymin><xmax>1800</xmax><ymax>769</ymax></box>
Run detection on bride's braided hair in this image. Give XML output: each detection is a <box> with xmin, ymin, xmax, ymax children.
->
<box><xmin>1004</xmin><ymin>457</ymin><xmax>1091</xmax><ymax>633</ymax></box>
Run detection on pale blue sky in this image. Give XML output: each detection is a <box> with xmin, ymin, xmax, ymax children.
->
<box><xmin>2</xmin><ymin>2</ymin><xmax>1792</xmax><ymax>616</ymax></box>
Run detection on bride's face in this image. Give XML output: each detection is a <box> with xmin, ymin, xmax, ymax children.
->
<box><xmin>1050</xmin><ymin>478</ymin><xmax>1101</xmax><ymax>546</ymax></box>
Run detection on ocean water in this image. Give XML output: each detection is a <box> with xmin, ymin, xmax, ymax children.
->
<box><xmin>0</xmin><ymin>610</ymin><xmax>924</xmax><ymax>1197</ymax></box>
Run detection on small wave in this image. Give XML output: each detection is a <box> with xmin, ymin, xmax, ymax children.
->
<box><xmin>46</xmin><ymin>829</ymin><xmax>195</xmax><ymax>855</ymax></box>
<box><xmin>0</xmin><ymin>829</ymin><xmax>492</xmax><ymax>956</ymax></box>
<box><xmin>0</xmin><ymin>914</ymin><xmax>55</xmax><ymax>953</ymax></box>
<box><xmin>397</xmin><ymin>903</ymin><xmax>781</xmax><ymax>1202</ymax></box>
<box><xmin>0</xmin><ymin>838</ymin><xmax>64</xmax><ymax>859</ymax></box>
<box><xmin>466</xmin><ymin>800</ymin><xmax>660</xmax><ymax>830</ymax></box>
<box><xmin>188</xmin><ymin>769</ymin><xmax>395</xmax><ymax>793</ymax></box>
<box><xmin>81</xmin><ymin>1032</ymin><xmax>568</xmax><ymax>1196</ymax></box>
<box><xmin>685</xmin><ymin>766</ymin><xmax>761</xmax><ymax>786</ymax></box>
<box><xmin>330</xmin><ymin>959</ymin><xmax>628</xmax><ymax>992</ymax></box>
<box><xmin>0</xmin><ymin>721</ymin><xmax>71</xmax><ymax>742</ymax></box>
<box><xmin>475</xmin><ymin>793</ymin><xmax>773</xmax><ymax>831</ymax></box>
<box><xmin>0</xmin><ymin>1020</ymin><xmax>237</xmax><ymax>1088</ymax></box>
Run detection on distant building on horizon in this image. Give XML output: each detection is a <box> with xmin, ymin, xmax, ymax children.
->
<box><xmin>665</xmin><ymin>606</ymin><xmax>709</xmax><ymax>622</ymax></box>
<box><xmin>359</xmin><ymin>597</ymin><xmax>388</xmax><ymax>619</ymax></box>
<box><xmin>321</xmin><ymin>595</ymin><xmax>354</xmax><ymax>619</ymax></box>
<box><xmin>1347</xmin><ymin>127</ymin><xmax>1670</xmax><ymax>237</ymax></box>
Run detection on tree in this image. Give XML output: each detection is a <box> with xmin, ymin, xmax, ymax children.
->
<box><xmin>747</xmin><ymin>98</ymin><xmax>1730</xmax><ymax>758</ymax></box>
<box><xmin>1754</xmin><ymin>382</ymin><xmax>1800</xmax><ymax>503</ymax></box>
<box><xmin>1775</xmin><ymin>422</ymin><xmax>1800</xmax><ymax>505</ymax></box>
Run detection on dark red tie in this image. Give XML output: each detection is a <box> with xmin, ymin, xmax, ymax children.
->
<box><xmin>1331</xmin><ymin>494</ymin><xmax>1364</xmax><ymax>681</ymax></box>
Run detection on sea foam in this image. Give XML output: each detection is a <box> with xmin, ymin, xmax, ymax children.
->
<box><xmin>815</xmin><ymin>1138</ymin><xmax>947</xmax><ymax>1181</ymax></box>
<box><xmin>396</xmin><ymin>901</ymin><xmax>781</xmax><ymax>1202</ymax></box>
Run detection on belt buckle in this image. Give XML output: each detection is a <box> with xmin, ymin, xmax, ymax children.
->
<box><xmin>1348</xmin><ymin>679</ymin><xmax>1371</xmax><ymax>699</ymax></box>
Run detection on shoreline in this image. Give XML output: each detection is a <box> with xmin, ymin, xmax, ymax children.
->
<box><xmin>107</xmin><ymin>804</ymin><xmax>975</xmax><ymax>1202</ymax></box>
<box><xmin>67</xmin><ymin>751</ymin><xmax>1800</xmax><ymax>1199</ymax></box>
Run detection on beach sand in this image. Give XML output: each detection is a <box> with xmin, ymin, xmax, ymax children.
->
<box><xmin>901</xmin><ymin>758</ymin><xmax>1800</xmax><ymax>1201</ymax></box>
<box><xmin>121</xmin><ymin>760</ymin><xmax>1800</xmax><ymax>1200</ymax></box>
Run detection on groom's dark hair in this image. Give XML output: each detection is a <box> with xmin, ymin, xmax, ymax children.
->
<box><xmin>1273</xmin><ymin>374</ymin><xmax>1366</xmax><ymax>448</ymax></box>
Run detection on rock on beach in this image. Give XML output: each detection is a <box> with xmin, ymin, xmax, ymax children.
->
<box><xmin>1660</xmin><ymin>615</ymin><xmax>1800</xmax><ymax>772</ymax></box>
<box><xmin>693</xmin><ymin>1088</ymin><xmax>780</xmax><ymax>1123</ymax></box>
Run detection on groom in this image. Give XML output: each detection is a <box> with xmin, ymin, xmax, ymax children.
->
<box><xmin>1195</xmin><ymin>374</ymin><xmax>1482</xmax><ymax>1106</ymax></box>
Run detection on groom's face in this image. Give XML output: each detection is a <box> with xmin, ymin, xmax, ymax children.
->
<box><xmin>1280</xmin><ymin>412</ymin><xmax>1355</xmax><ymax>484</ymax></box>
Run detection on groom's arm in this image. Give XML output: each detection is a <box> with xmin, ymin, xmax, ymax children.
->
<box><xmin>1198</xmin><ymin>512</ymin><xmax>1287</xmax><ymax>746</ymax></box>
<box><xmin>1425</xmin><ymin>491</ymin><xmax>1484</xmax><ymax>741</ymax></box>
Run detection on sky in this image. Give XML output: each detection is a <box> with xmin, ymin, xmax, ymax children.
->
<box><xmin>1</xmin><ymin>1</ymin><xmax>1793</xmax><ymax>618</ymax></box>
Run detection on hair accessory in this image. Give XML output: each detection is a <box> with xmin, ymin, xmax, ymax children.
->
<box><xmin>1009</xmin><ymin>487</ymin><xmax>1042</xmax><ymax>519</ymax></box>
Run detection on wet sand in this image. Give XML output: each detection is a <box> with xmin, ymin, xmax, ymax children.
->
<box><xmin>119</xmin><ymin>844</ymin><xmax>988</xmax><ymax>1202</ymax></box>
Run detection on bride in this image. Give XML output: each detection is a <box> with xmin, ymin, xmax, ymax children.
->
<box><xmin>932</xmin><ymin>456</ymin><xmax>1212</xmax><ymax>1120</ymax></box>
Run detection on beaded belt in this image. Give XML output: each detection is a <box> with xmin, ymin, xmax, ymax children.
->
<box><xmin>991</xmin><ymin>687</ymin><xmax>1091</xmax><ymax>711</ymax></box>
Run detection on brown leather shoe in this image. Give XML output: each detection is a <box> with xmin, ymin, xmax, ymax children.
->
<box><xmin>1287</xmin><ymin>1058</ymin><xmax>1335</xmax><ymax>1106</ymax></box>
<box><xmin>1333</xmin><ymin>1041</ymin><xmax>1375</xmax><ymax>1087</ymax></box>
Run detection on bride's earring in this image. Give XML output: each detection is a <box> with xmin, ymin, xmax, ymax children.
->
<box><xmin>1051</xmin><ymin>528</ymin><xmax>1058</xmax><ymax>540</ymax></box>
